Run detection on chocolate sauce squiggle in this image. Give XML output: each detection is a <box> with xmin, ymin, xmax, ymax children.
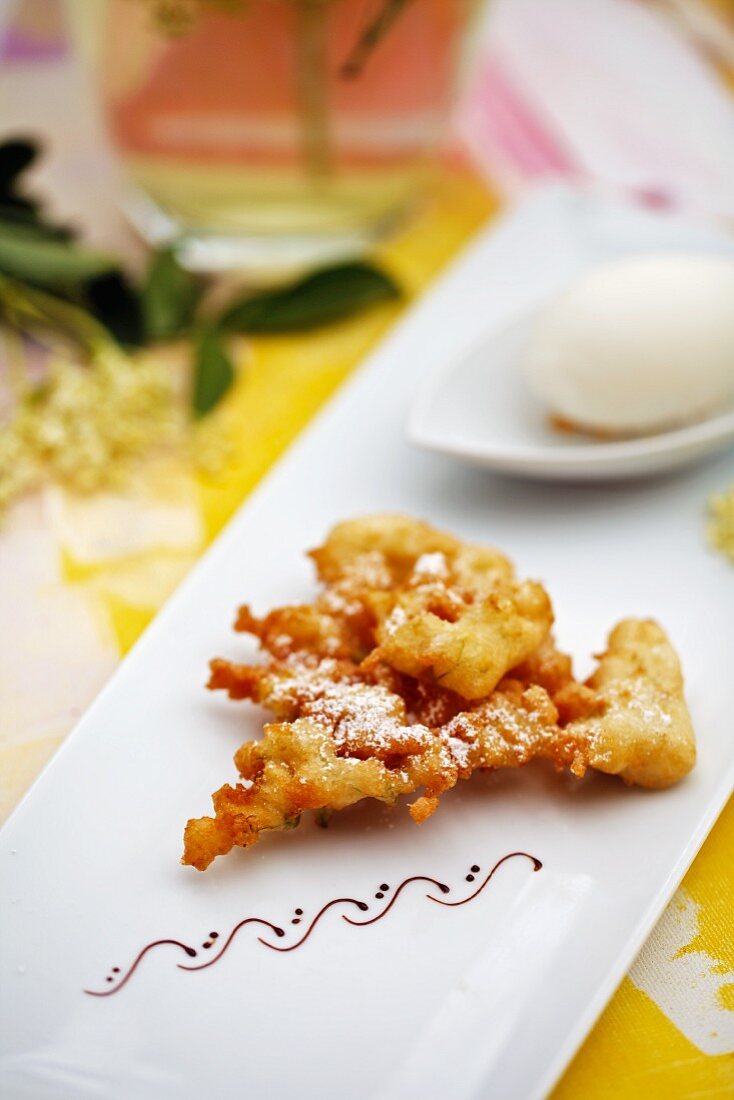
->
<box><xmin>342</xmin><ymin>876</ymin><xmax>449</xmax><ymax>927</ymax></box>
<box><xmin>178</xmin><ymin>918</ymin><xmax>285</xmax><ymax>972</ymax></box>
<box><xmin>84</xmin><ymin>851</ymin><xmax>541</xmax><ymax>997</ymax></box>
<box><xmin>84</xmin><ymin>939</ymin><xmax>197</xmax><ymax>998</ymax></box>
<box><xmin>428</xmin><ymin>851</ymin><xmax>542</xmax><ymax>907</ymax></box>
<box><xmin>259</xmin><ymin>898</ymin><xmax>369</xmax><ymax>952</ymax></box>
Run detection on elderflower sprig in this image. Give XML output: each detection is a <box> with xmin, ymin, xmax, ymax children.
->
<box><xmin>708</xmin><ymin>486</ymin><xmax>734</xmax><ymax>564</ymax></box>
<box><xmin>0</xmin><ymin>138</ymin><xmax>401</xmax><ymax>515</ymax></box>
<box><xmin>0</xmin><ymin>350</ymin><xmax>181</xmax><ymax>512</ymax></box>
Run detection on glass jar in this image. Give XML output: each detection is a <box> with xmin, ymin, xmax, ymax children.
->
<box><xmin>72</xmin><ymin>0</ymin><xmax>478</xmax><ymax>271</ymax></box>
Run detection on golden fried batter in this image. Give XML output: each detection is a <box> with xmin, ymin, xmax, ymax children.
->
<box><xmin>241</xmin><ymin>514</ymin><xmax>554</xmax><ymax>699</ymax></box>
<box><xmin>374</xmin><ymin>579</ymin><xmax>553</xmax><ymax>700</ymax></box>
<box><xmin>185</xmin><ymin>666</ymin><xmax>567</xmax><ymax>870</ymax></box>
<box><xmin>182</xmin><ymin>516</ymin><xmax>696</xmax><ymax>870</ymax></box>
<box><xmin>310</xmin><ymin>513</ymin><xmax>513</xmax><ymax>592</ymax></box>
<box><xmin>567</xmin><ymin>619</ymin><xmax>696</xmax><ymax>788</ymax></box>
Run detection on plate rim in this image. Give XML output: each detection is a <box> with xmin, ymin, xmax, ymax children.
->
<box><xmin>535</xmin><ymin>756</ymin><xmax>734</xmax><ymax>1099</ymax></box>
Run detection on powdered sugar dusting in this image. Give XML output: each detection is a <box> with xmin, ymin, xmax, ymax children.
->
<box><xmin>266</xmin><ymin>658</ymin><xmax>432</xmax><ymax>756</ymax></box>
<box><xmin>314</xmin><ymin>682</ymin><xmax>433</xmax><ymax>755</ymax></box>
<box><xmin>413</xmin><ymin>552</ymin><xmax>449</xmax><ymax>580</ymax></box>
<box><xmin>321</xmin><ymin>586</ymin><xmax>364</xmax><ymax>618</ymax></box>
<box><xmin>383</xmin><ymin>604</ymin><xmax>408</xmax><ymax>637</ymax></box>
<box><xmin>448</xmin><ymin>736</ymin><xmax>472</xmax><ymax>769</ymax></box>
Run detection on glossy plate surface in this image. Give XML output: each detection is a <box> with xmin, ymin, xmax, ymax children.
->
<box><xmin>2</xmin><ymin>185</ymin><xmax>733</xmax><ymax>1100</ymax></box>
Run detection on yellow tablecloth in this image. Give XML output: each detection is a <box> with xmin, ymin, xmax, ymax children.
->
<box><xmin>2</xmin><ymin>167</ymin><xmax>733</xmax><ymax>1098</ymax></box>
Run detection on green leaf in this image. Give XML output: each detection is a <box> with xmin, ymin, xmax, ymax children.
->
<box><xmin>0</xmin><ymin>139</ymin><xmax>38</xmax><ymax>196</ymax></box>
<box><xmin>0</xmin><ymin>196</ymin><xmax>41</xmax><ymax>222</ymax></box>
<box><xmin>192</xmin><ymin>325</ymin><xmax>235</xmax><ymax>418</ymax></box>
<box><xmin>141</xmin><ymin>247</ymin><xmax>203</xmax><ymax>342</ymax></box>
<box><xmin>219</xmin><ymin>261</ymin><xmax>402</xmax><ymax>334</ymax></box>
<box><xmin>0</xmin><ymin>199</ymin><xmax>74</xmax><ymax>239</ymax></box>
<box><xmin>0</xmin><ymin>222</ymin><xmax>115</xmax><ymax>289</ymax></box>
<box><xmin>0</xmin><ymin>138</ymin><xmax>76</xmax><ymax>240</ymax></box>
<box><xmin>84</xmin><ymin>270</ymin><xmax>145</xmax><ymax>348</ymax></box>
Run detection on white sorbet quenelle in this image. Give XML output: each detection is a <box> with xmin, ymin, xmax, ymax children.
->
<box><xmin>523</xmin><ymin>254</ymin><xmax>734</xmax><ymax>436</ymax></box>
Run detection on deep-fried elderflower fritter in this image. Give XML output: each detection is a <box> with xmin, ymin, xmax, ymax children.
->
<box><xmin>373</xmin><ymin>579</ymin><xmax>553</xmax><ymax>700</ymax></box>
<box><xmin>183</xmin><ymin>618</ymin><xmax>695</xmax><ymax>869</ymax></box>
<box><xmin>183</xmin><ymin>669</ymin><xmax>566</xmax><ymax>870</ymax></box>
<box><xmin>565</xmin><ymin>619</ymin><xmax>696</xmax><ymax>788</ymax></box>
<box><xmin>309</xmin><ymin>513</ymin><xmax>514</xmax><ymax>593</ymax></box>
<box><xmin>238</xmin><ymin>515</ymin><xmax>555</xmax><ymax>698</ymax></box>
<box><xmin>182</xmin><ymin>516</ymin><xmax>696</xmax><ymax>870</ymax></box>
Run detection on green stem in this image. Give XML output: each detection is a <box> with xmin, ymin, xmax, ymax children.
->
<box><xmin>0</xmin><ymin>273</ymin><xmax>120</xmax><ymax>363</ymax></box>
<box><xmin>295</xmin><ymin>0</ymin><xmax>332</xmax><ymax>180</ymax></box>
<box><xmin>340</xmin><ymin>0</ymin><xmax>412</xmax><ymax>80</ymax></box>
<box><xmin>4</xmin><ymin>324</ymin><xmax>29</xmax><ymax>400</ymax></box>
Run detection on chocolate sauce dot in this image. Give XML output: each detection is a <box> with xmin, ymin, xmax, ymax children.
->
<box><xmin>295</xmin><ymin>908</ymin><xmax>303</xmax><ymax>916</ymax></box>
<box><xmin>471</xmin><ymin>865</ymin><xmax>480</xmax><ymax>873</ymax></box>
<box><xmin>380</xmin><ymin>884</ymin><xmax>389</xmax><ymax>892</ymax></box>
<box><xmin>202</xmin><ymin>941</ymin><xmax>212</xmax><ymax>949</ymax></box>
<box><xmin>291</xmin><ymin>918</ymin><xmax>301</xmax><ymax>925</ymax></box>
<box><xmin>184</xmin><ymin>946</ymin><xmax>197</xmax><ymax>958</ymax></box>
<box><xmin>106</xmin><ymin>977</ymin><xmax>113</xmax><ymax>983</ymax></box>
<box><xmin>357</xmin><ymin>901</ymin><xmax>369</xmax><ymax>911</ymax></box>
<box><xmin>437</xmin><ymin>882</ymin><xmax>450</xmax><ymax>894</ymax></box>
<box><xmin>274</xmin><ymin>927</ymin><xmax>285</xmax><ymax>938</ymax></box>
<box><xmin>112</xmin><ymin>967</ymin><xmax>120</xmax><ymax>973</ymax></box>
<box><xmin>209</xmin><ymin>932</ymin><xmax>219</xmax><ymax>940</ymax></box>
<box><xmin>466</xmin><ymin>874</ymin><xmax>475</xmax><ymax>882</ymax></box>
<box><xmin>375</xmin><ymin>892</ymin><xmax>384</xmax><ymax>899</ymax></box>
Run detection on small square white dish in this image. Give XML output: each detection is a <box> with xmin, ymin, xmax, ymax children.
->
<box><xmin>407</xmin><ymin>188</ymin><xmax>734</xmax><ymax>480</ymax></box>
<box><xmin>1</xmin><ymin>184</ymin><xmax>733</xmax><ymax>1100</ymax></box>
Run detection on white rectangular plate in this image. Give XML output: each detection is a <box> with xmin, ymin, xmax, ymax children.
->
<box><xmin>2</xmin><ymin>184</ymin><xmax>733</xmax><ymax>1100</ymax></box>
